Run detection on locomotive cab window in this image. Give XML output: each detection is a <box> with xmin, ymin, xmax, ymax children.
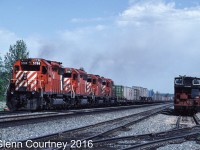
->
<box><xmin>73</xmin><ymin>74</ymin><xmax>77</xmax><ymax>80</ymax></box>
<box><xmin>193</xmin><ymin>79</ymin><xmax>200</xmax><ymax>85</ymax></box>
<box><xmin>87</xmin><ymin>77</ymin><xmax>92</xmax><ymax>82</ymax></box>
<box><xmin>21</xmin><ymin>65</ymin><xmax>40</xmax><ymax>71</ymax></box>
<box><xmin>64</xmin><ymin>73</ymin><xmax>71</xmax><ymax>78</ymax></box>
<box><xmin>14</xmin><ymin>65</ymin><xmax>19</xmax><ymax>72</ymax></box>
<box><xmin>93</xmin><ymin>79</ymin><xmax>96</xmax><ymax>84</ymax></box>
<box><xmin>52</xmin><ymin>67</ymin><xmax>58</xmax><ymax>72</ymax></box>
<box><xmin>175</xmin><ymin>78</ymin><xmax>183</xmax><ymax>85</ymax></box>
<box><xmin>42</xmin><ymin>66</ymin><xmax>47</xmax><ymax>74</ymax></box>
<box><xmin>58</xmin><ymin>68</ymin><xmax>64</xmax><ymax>75</ymax></box>
<box><xmin>102</xmin><ymin>81</ymin><xmax>106</xmax><ymax>85</ymax></box>
<box><xmin>83</xmin><ymin>75</ymin><xmax>87</xmax><ymax>81</ymax></box>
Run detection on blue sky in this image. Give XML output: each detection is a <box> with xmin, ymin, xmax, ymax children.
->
<box><xmin>1</xmin><ymin>0</ymin><xmax>200</xmax><ymax>93</ymax></box>
<box><xmin>0</xmin><ymin>0</ymin><xmax>129</xmax><ymax>36</ymax></box>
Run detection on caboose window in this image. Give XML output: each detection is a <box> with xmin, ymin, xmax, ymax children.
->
<box><xmin>193</xmin><ymin>79</ymin><xmax>200</xmax><ymax>85</ymax></box>
<box><xmin>175</xmin><ymin>78</ymin><xmax>183</xmax><ymax>85</ymax></box>
<box><xmin>21</xmin><ymin>65</ymin><xmax>40</xmax><ymax>71</ymax></box>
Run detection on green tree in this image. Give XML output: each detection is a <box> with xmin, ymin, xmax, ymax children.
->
<box><xmin>4</xmin><ymin>40</ymin><xmax>29</xmax><ymax>74</ymax></box>
<box><xmin>2</xmin><ymin>40</ymin><xmax>29</xmax><ymax>101</ymax></box>
<box><xmin>0</xmin><ymin>56</ymin><xmax>6</xmax><ymax>101</ymax></box>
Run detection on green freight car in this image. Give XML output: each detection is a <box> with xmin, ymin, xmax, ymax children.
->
<box><xmin>113</xmin><ymin>85</ymin><xmax>125</xmax><ymax>101</ymax></box>
<box><xmin>113</xmin><ymin>85</ymin><xmax>138</xmax><ymax>101</ymax></box>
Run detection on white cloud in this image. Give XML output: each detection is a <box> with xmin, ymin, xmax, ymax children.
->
<box><xmin>3</xmin><ymin>0</ymin><xmax>200</xmax><ymax>93</ymax></box>
<box><xmin>36</xmin><ymin>0</ymin><xmax>200</xmax><ymax>93</ymax></box>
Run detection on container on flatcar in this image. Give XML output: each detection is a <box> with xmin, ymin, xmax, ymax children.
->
<box><xmin>123</xmin><ymin>86</ymin><xmax>135</xmax><ymax>101</ymax></box>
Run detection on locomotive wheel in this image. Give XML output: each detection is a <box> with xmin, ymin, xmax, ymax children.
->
<box><xmin>26</xmin><ymin>98</ymin><xmax>39</xmax><ymax>110</ymax></box>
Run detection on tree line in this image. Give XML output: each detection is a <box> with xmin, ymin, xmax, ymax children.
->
<box><xmin>0</xmin><ymin>40</ymin><xmax>29</xmax><ymax>101</ymax></box>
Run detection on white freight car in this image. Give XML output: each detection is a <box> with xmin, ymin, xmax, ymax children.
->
<box><xmin>123</xmin><ymin>86</ymin><xmax>135</xmax><ymax>101</ymax></box>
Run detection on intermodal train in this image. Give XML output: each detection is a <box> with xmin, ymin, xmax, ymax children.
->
<box><xmin>174</xmin><ymin>76</ymin><xmax>200</xmax><ymax>113</ymax></box>
<box><xmin>6</xmin><ymin>58</ymin><xmax>168</xmax><ymax>111</ymax></box>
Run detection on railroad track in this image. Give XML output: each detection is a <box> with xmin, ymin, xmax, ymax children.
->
<box><xmin>90</xmin><ymin>124</ymin><xmax>200</xmax><ymax>149</ymax></box>
<box><xmin>19</xmin><ymin>104</ymin><xmax>172</xmax><ymax>149</ymax></box>
<box><xmin>0</xmin><ymin>103</ymin><xmax>167</xmax><ymax>128</ymax></box>
<box><xmin>88</xmin><ymin>114</ymin><xmax>200</xmax><ymax>150</ymax></box>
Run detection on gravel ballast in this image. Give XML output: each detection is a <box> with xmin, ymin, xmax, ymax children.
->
<box><xmin>116</xmin><ymin>114</ymin><xmax>177</xmax><ymax>137</ymax></box>
<box><xmin>0</xmin><ymin>104</ymin><xmax>168</xmax><ymax>141</ymax></box>
<box><xmin>157</xmin><ymin>141</ymin><xmax>200</xmax><ymax>150</ymax></box>
<box><xmin>195</xmin><ymin>112</ymin><xmax>200</xmax><ymax>119</ymax></box>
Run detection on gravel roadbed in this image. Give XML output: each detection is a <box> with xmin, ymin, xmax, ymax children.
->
<box><xmin>157</xmin><ymin>141</ymin><xmax>200</xmax><ymax>150</ymax></box>
<box><xmin>115</xmin><ymin>114</ymin><xmax>177</xmax><ymax>137</ymax></box>
<box><xmin>0</xmin><ymin>104</ymin><xmax>167</xmax><ymax>141</ymax></box>
<box><xmin>195</xmin><ymin>112</ymin><xmax>200</xmax><ymax>118</ymax></box>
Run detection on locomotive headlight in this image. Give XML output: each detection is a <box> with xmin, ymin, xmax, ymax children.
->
<box><xmin>32</xmin><ymin>91</ymin><xmax>35</xmax><ymax>94</ymax></box>
<box><xmin>11</xmin><ymin>91</ymin><xmax>14</xmax><ymax>94</ymax></box>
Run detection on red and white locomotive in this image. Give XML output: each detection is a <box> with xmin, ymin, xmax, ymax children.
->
<box><xmin>6</xmin><ymin>58</ymin><xmax>114</xmax><ymax>110</ymax></box>
<box><xmin>174</xmin><ymin>76</ymin><xmax>200</xmax><ymax>113</ymax></box>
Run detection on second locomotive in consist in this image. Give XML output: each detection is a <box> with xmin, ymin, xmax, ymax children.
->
<box><xmin>174</xmin><ymin>76</ymin><xmax>200</xmax><ymax>113</ymax></box>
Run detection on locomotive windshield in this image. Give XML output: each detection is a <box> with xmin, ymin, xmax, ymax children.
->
<box><xmin>102</xmin><ymin>81</ymin><xmax>106</xmax><ymax>85</ymax></box>
<box><xmin>175</xmin><ymin>78</ymin><xmax>183</xmax><ymax>85</ymax></box>
<box><xmin>87</xmin><ymin>77</ymin><xmax>92</xmax><ymax>82</ymax></box>
<box><xmin>193</xmin><ymin>79</ymin><xmax>200</xmax><ymax>85</ymax></box>
<box><xmin>21</xmin><ymin>65</ymin><xmax>40</xmax><ymax>71</ymax></box>
<box><xmin>64</xmin><ymin>73</ymin><xmax>71</xmax><ymax>78</ymax></box>
<box><xmin>93</xmin><ymin>79</ymin><xmax>96</xmax><ymax>84</ymax></box>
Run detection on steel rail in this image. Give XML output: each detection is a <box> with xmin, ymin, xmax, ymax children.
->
<box><xmin>19</xmin><ymin>104</ymin><xmax>172</xmax><ymax>149</ymax></box>
<box><xmin>0</xmin><ymin>103</ymin><xmax>169</xmax><ymax>127</ymax></box>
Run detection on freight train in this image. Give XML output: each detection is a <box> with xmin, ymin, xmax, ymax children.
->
<box><xmin>174</xmin><ymin>76</ymin><xmax>200</xmax><ymax>113</ymax></box>
<box><xmin>6</xmin><ymin>58</ymin><xmax>168</xmax><ymax>111</ymax></box>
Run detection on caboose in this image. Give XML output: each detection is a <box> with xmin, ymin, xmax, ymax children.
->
<box><xmin>174</xmin><ymin>76</ymin><xmax>200</xmax><ymax>113</ymax></box>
